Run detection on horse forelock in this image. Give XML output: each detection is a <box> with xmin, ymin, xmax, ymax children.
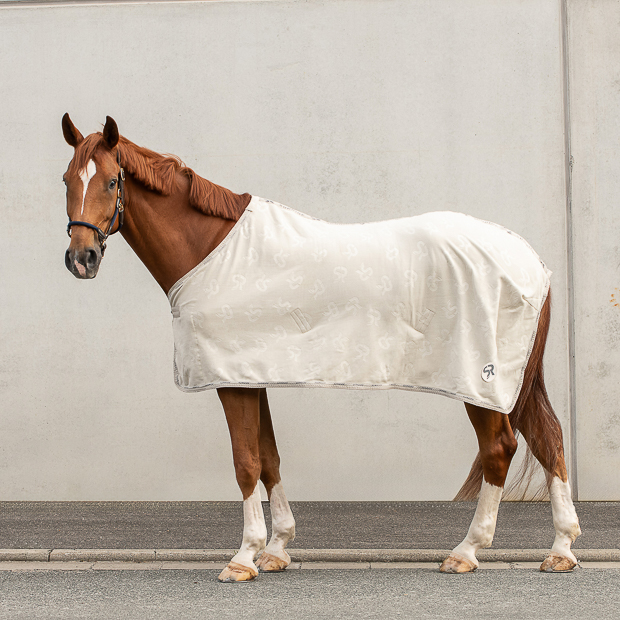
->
<box><xmin>66</xmin><ymin>133</ymin><xmax>106</xmax><ymax>177</ymax></box>
<box><xmin>67</xmin><ymin>133</ymin><xmax>248</xmax><ymax>221</ymax></box>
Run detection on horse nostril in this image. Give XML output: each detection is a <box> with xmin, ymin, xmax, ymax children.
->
<box><xmin>86</xmin><ymin>249</ymin><xmax>98</xmax><ymax>269</ymax></box>
<box><xmin>65</xmin><ymin>249</ymin><xmax>72</xmax><ymax>271</ymax></box>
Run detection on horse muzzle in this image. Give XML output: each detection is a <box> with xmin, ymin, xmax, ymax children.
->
<box><xmin>65</xmin><ymin>245</ymin><xmax>102</xmax><ymax>279</ymax></box>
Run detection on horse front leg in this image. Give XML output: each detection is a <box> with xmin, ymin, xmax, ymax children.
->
<box><xmin>255</xmin><ymin>389</ymin><xmax>296</xmax><ymax>573</ymax></box>
<box><xmin>440</xmin><ymin>404</ymin><xmax>518</xmax><ymax>573</ymax></box>
<box><xmin>217</xmin><ymin>387</ymin><xmax>267</xmax><ymax>582</ymax></box>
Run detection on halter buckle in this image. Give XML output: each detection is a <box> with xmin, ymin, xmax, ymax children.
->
<box><xmin>117</xmin><ymin>166</ymin><xmax>126</xmax><ymax>212</ymax></box>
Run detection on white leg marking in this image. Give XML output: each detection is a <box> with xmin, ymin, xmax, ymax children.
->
<box><xmin>549</xmin><ymin>477</ymin><xmax>581</xmax><ymax>562</ymax></box>
<box><xmin>452</xmin><ymin>481</ymin><xmax>503</xmax><ymax>567</ymax></box>
<box><xmin>230</xmin><ymin>485</ymin><xmax>267</xmax><ymax>569</ymax></box>
<box><xmin>262</xmin><ymin>482</ymin><xmax>296</xmax><ymax>563</ymax></box>
<box><xmin>78</xmin><ymin>159</ymin><xmax>97</xmax><ymax>215</ymax></box>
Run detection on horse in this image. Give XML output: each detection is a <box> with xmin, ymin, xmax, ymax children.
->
<box><xmin>61</xmin><ymin>114</ymin><xmax>581</xmax><ymax>581</ymax></box>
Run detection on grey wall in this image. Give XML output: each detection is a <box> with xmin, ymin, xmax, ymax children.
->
<box><xmin>0</xmin><ymin>0</ymin><xmax>611</xmax><ymax>500</ymax></box>
<box><xmin>568</xmin><ymin>0</ymin><xmax>620</xmax><ymax>500</ymax></box>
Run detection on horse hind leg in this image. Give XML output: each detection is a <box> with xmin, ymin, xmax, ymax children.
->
<box><xmin>255</xmin><ymin>389</ymin><xmax>296</xmax><ymax>573</ymax></box>
<box><xmin>513</xmin><ymin>381</ymin><xmax>581</xmax><ymax>572</ymax></box>
<box><xmin>440</xmin><ymin>404</ymin><xmax>518</xmax><ymax>573</ymax></box>
<box><xmin>543</xmin><ymin>476</ymin><xmax>581</xmax><ymax>572</ymax></box>
<box><xmin>507</xmin><ymin>291</ymin><xmax>580</xmax><ymax>571</ymax></box>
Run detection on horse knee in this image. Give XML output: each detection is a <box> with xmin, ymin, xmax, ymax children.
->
<box><xmin>234</xmin><ymin>456</ymin><xmax>261</xmax><ymax>497</ymax></box>
<box><xmin>260</xmin><ymin>452</ymin><xmax>281</xmax><ymax>492</ymax></box>
<box><xmin>260</xmin><ymin>469</ymin><xmax>280</xmax><ymax>494</ymax></box>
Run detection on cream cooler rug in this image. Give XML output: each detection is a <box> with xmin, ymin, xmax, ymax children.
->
<box><xmin>168</xmin><ymin>197</ymin><xmax>550</xmax><ymax>413</ymax></box>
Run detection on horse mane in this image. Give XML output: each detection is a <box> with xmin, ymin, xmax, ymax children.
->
<box><xmin>67</xmin><ymin>133</ymin><xmax>249</xmax><ymax>221</ymax></box>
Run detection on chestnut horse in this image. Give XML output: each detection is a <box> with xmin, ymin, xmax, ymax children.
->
<box><xmin>61</xmin><ymin>115</ymin><xmax>581</xmax><ymax>581</ymax></box>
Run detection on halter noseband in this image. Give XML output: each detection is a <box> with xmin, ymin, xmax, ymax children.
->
<box><xmin>66</xmin><ymin>150</ymin><xmax>126</xmax><ymax>255</ymax></box>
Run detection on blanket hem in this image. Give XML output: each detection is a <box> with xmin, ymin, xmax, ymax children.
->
<box><xmin>172</xmin><ymin>368</ymin><xmax>517</xmax><ymax>413</ymax></box>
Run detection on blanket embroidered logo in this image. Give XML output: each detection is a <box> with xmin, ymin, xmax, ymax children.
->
<box><xmin>482</xmin><ymin>364</ymin><xmax>496</xmax><ymax>382</ymax></box>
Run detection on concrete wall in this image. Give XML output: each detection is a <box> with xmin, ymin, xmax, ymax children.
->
<box><xmin>568</xmin><ymin>0</ymin><xmax>620</xmax><ymax>500</ymax></box>
<box><xmin>0</xmin><ymin>0</ymin><xmax>596</xmax><ymax>500</ymax></box>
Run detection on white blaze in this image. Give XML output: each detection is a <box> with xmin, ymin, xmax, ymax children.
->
<box><xmin>230</xmin><ymin>485</ymin><xmax>267</xmax><ymax>569</ymax></box>
<box><xmin>78</xmin><ymin>159</ymin><xmax>97</xmax><ymax>215</ymax></box>
<box><xmin>451</xmin><ymin>480</ymin><xmax>503</xmax><ymax>567</ymax></box>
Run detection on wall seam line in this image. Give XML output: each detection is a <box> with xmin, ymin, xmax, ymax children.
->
<box><xmin>560</xmin><ymin>0</ymin><xmax>578</xmax><ymax>500</ymax></box>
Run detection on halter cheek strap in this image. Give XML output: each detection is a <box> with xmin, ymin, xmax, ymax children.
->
<box><xmin>66</xmin><ymin>151</ymin><xmax>126</xmax><ymax>256</ymax></box>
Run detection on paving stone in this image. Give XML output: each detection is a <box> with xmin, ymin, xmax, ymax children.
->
<box><xmin>0</xmin><ymin>549</ymin><xmax>50</xmax><ymax>561</ymax></box>
<box><xmin>370</xmin><ymin>562</ymin><xmax>439</xmax><ymax>569</ymax></box>
<box><xmin>477</xmin><ymin>562</ymin><xmax>513</xmax><ymax>570</ymax></box>
<box><xmin>91</xmin><ymin>562</ymin><xmax>163</xmax><ymax>570</ymax></box>
<box><xmin>511</xmin><ymin>562</ymin><xmax>543</xmax><ymax>569</ymax></box>
<box><xmin>51</xmin><ymin>549</ymin><xmax>155</xmax><ymax>562</ymax></box>
<box><xmin>301</xmin><ymin>562</ymin><xmax>370</xmax><ymax>570</ymax></box>
<box><xmin>160</xmin><ymin>562</ymin><xmax>226</xmax><ymax>570</ymax></box>
<box><xmin>156</xmin><ymin>549</ymin><xmax>235</xmax><ymax>562</ymax></box>
<box><xmin>579</xmin><ymin>562</ymin><xmax>620</xmax><ymax>569</ymax></box>
<box><xmin>0</xmin><ymin>561</ymin><xmax>93</xmax><ymax>571</ymax></box>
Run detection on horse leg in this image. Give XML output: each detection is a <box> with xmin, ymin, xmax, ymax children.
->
<box><xmin>517</xmin><ymin>410</ymin><xmax>581</xmax><ymax>572</ymax></box>
<box><xmin>440</xmin><ymin>404</ymin><xmax>517</xmax><ymax>573</ymax></box>
<box><xmin>217</xmin><ymin>387</ymin><xmax>267</xmax><ymax>582</ymax></box>
<box><xmin>255</xmin><ymin>389</ymin><xmax>296</xmax><ymax>573</ymax></box>
<box><xmin>508</xmin><ymin>292</ymin><xmax>580</xmax><ymax>571</ymax></box>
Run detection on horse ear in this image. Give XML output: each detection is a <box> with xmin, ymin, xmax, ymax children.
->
<box><xmin>103</xmin><ymin>116</ymin><xmax>119</xmax><ymax>149</ymax></box>
<box><xmin>62</xmin><ymin>113</ymin><xmax>83</xmax><ymax>148</ymax></box>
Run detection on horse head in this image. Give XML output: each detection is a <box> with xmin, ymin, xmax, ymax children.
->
<box><xmin>62</xmin><ymin>113</ymin><xmax>125</xmax><ymax>279</ymax></box>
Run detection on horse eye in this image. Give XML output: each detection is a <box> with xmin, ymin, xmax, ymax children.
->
<box><xmin>109</xmin><ymin>179</ymin><xmax>117</xmax><ymax>190</ymax></box>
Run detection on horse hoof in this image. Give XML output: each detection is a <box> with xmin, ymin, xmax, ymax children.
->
<box><xmin>440</xmin><ymin>553</ymin><xmax>478</xmax><ymax>574</ymax></box>
<box><xmin>256</xmin><ymin>552</ymin><xmax>290</xmax><ymax>573</ymax></box>
<box><xmin>540</xmin><ymin>553</ymin><xmax>577</xmax><ymax>573</ymax></box>
<box><xmin>218</xmin><ymin>561</ymin><xmax>259</xmax><ymax>582</ymax></box>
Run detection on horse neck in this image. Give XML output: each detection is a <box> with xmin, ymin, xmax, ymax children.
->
<box><xmin>120</xmin><ymin>174</ymin><xmax>240</xmax><ymax>295</ymax></box>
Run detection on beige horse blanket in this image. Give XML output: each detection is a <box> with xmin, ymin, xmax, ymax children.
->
<box><xmin>168</xmin><ymin>197</ymin><xmax>550</xmax><ymax>413</ymax></box>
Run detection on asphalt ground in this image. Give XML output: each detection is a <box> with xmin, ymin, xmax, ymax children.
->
<box><xmin>0</xmin><ymin>501</ymin><xmax>618</xmax><ymax>550</ymax></box>
<box><xmin>1</xmin><ymin>566</ymin><xmax>619</xmax><ymax>620</ymax></box>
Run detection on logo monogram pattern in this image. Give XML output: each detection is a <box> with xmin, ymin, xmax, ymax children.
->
<box><xmin>168</xmin><ymin>197</ymin><xmax>551</xmax><ymax>413</ymax></box>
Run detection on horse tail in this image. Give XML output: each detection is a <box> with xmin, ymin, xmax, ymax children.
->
<box><xmin>454</xmin><ymin>288</ymin><xmax>561</xmax><ymax>501</ymax></box>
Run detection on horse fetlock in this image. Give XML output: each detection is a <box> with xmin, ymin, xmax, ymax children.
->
<box><xmin>273</xmin><ymin>515</ymin><xmax>296</xmax><ymax>541</ymax></box>
<box><xmin>473</xmin><ymin>529</ymin><xmax>495</xmax><ymax>550</ymax></box>
<box><xmin>262</xmin><ymin>526</ymin><xmax>294</xmax><ymax>563</ymax></box>
<box><xmin>243</xmin><ymin>526</ymin><xmax>267</xmax><ymax>553</ymax></box>
<box><xmin>451</xmin><ymin>541</ymin><xmax>481</xmax><ymax>567</ymax></box>
<box><xmin>550</xmin><ymin>533</ymin><xmax>578</xmax><ymax>560</ymax></box>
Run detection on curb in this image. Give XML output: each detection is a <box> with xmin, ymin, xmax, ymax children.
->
<box><xmin>0</xmin><ymin>549</ymin><xmax>618</xmax><ymax>563</ymax></box>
